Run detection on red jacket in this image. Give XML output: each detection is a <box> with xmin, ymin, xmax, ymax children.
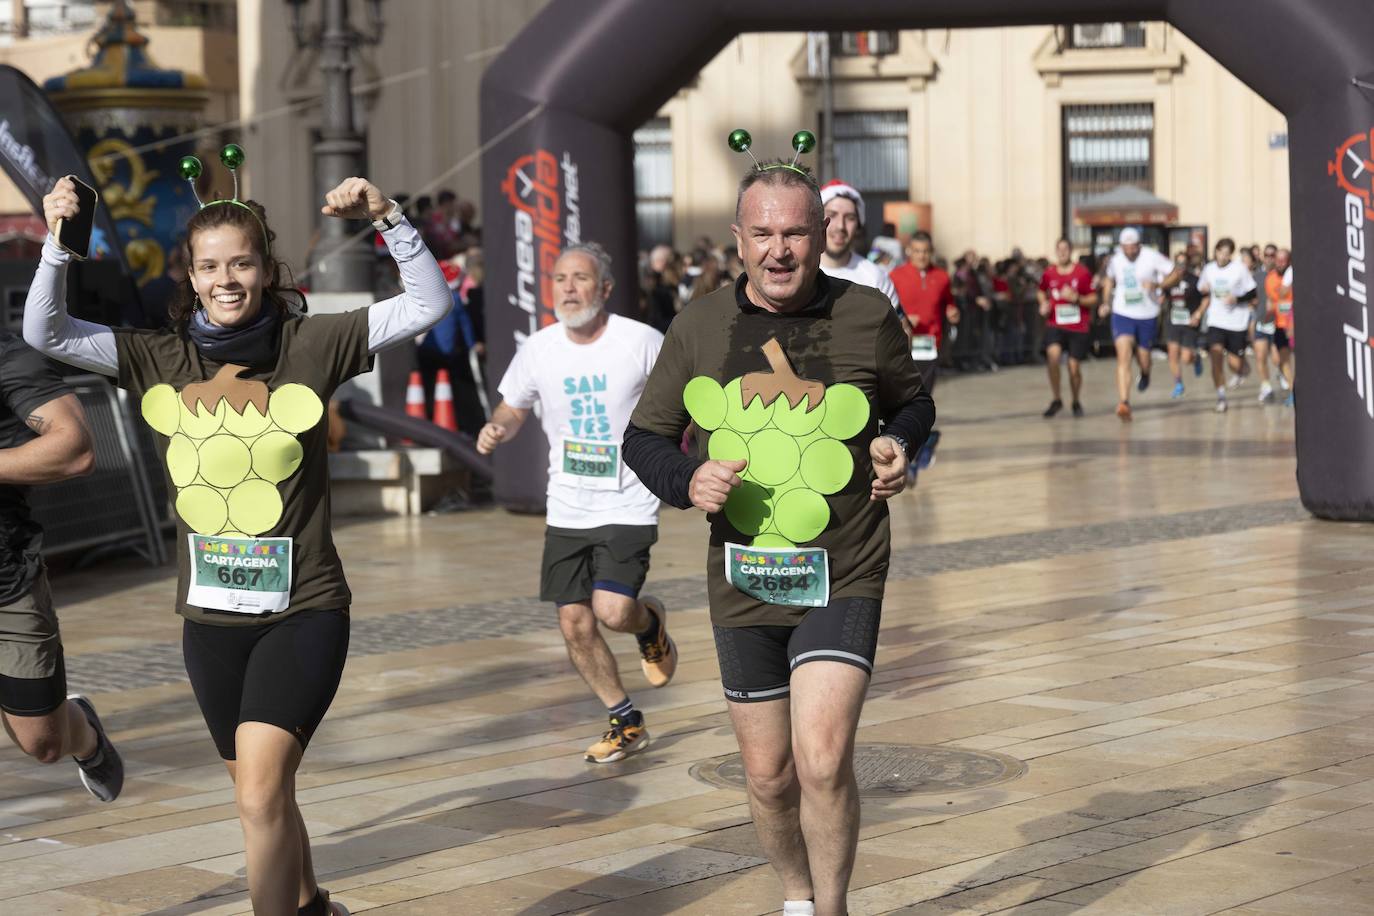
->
<box><xmin>890</xmin><ymin>263</ymin><xmax>952</xmax><ymax>345</ymax></box>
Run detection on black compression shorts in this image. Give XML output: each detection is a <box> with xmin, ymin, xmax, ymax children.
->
<box><xmin>712</xmin><ymin>597</ymin><xmax>881</xmax><ymax>703</ymax></box>
<box><xmin>182</xmin><ymin>608</ymin><xmax>349</xmax><ymax>760</ymax></box>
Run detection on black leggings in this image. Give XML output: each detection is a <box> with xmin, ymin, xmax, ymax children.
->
<box><xmin>182</xmin><ymin>608</ymin><xmax>350</xmax><ymax>760</ymax></box>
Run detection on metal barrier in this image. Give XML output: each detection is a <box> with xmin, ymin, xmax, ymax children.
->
<box><xmin>29</xmin><ymin>374</ymin><xmax>167</xmax><ymax>566</ymax></box>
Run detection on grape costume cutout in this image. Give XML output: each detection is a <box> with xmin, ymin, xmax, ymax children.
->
<box><xmin>141</xmin><ymin>364</ymin><xmax>319</xmax><ymax>536</ymax></box>
<box><xmin>684</xmin><ymin>338</ymin><xmax>869</xmax><ymax>547</ymax></box>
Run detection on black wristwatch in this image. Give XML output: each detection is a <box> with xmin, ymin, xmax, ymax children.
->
<box><xmin>883</xmin><ymin>433</ymin><xmax>911</xmax><ymax>457</ymax></box>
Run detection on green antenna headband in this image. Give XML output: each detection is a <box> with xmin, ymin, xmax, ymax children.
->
<box><xmin>178</xmin><ymin>144</ymin><xmax>271</xmax><ymax>255</ymax></box>
<box><xmin>728</xmin><ymin>128</ymin><xmax>817</xmax><ymax>176</ymax></box>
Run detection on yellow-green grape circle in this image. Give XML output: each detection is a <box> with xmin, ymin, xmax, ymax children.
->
<box><xmin>756</xmin><ymin>473</ymin><xmax>807</xmax><ymax>537</ymax></box>
<box><xmin>751</xmin><ymin>533</ymin><xmax>796</xmax><ymax>548</ymax></box>
<box><xmin>165</xmin><ymin>433</ymin><xmax>200</xmax><ymax>488</ymax></box>
<box><xmin>142</xmin><ymin>385</ymin><xmax>180</xmax><ymax>436</ymax></box>
<box><xmin>222</xmin><ymin>401</ymin><xmax>272</xmax><ymax>437</ymax></box>
<box><xmin>684</xmin><ymin>377</ymin><xmax>727</xmax><ymax>431</ymax></box>
<box><xmin>707</xmin><ymin>428</ymin><xmax>749</xmax><ymax>465</ymax></box>
<box><xmin>819</xmin><ymin>383</ymin><xmax>869</xmax><ymax>440</ymax></box>
<box><xmin>772</xmin><ymin>394</ymin><xmax>825</xmax><ymax>436</ymax></box>
<box><xmin>221</xmin><ymin>531</ymin><xmax>250</xmax><ymax>538</ymax></box>
<box><xmin>774</xmin><ymin>488</ymin><xmax>830</xmax><ymax>543</ymax></box>
<box><xmin>197</xmin><ymin>434</ymin><xmax>252</xmax><ymax>489</ymax></box>
<box><xmin>800</xmin><ymin>438</ymin><xmax>854</xmax><ymax>495</ymax></box>
<box><xmin>268</xmin><ymin>384</ymin><xmax>323</xmax><ymax>434</ymax></box>
<box><xmin>251</xmin><ymin>430</ymin><xmax>304</xmax><ymax>483</ymax></box>
<box><xmin>747</xmin><ymin>428</ymin><xmax>800</xmax><ymax>486</ymax></box>
<box><xmin>176</xmin><ymin>485</ymin><xmax>228</xmax><ymax>534</ymax></box>
<box><xmin>722</xmin><ymin>378</ymin><xmax>770</xmax><ymax>433</ymax></box>
<box><xmin>227</xmin><ymin>478</ymin><xmax>283</xmax><ymax>535</ymax></box>
<box><xmin>178</xmin><ymin>396</ymin><xmax>226</xmax><ymax>439</ymax></box>
<box><xmin>723</xmin><ymin>480</ymin><xmax>772</xmax><ymax>536</ymax></box>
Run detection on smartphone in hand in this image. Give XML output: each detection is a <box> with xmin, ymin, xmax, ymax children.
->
<box><xmin>55</xmin><ymin>176</ymin><xmax>99</xmax><ymax>261</ymax></box>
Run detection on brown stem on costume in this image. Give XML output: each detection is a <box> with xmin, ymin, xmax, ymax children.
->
<box><xmin>181</xmin><ymin>364</ymin><xmax>271</xmax><ymax>416</ymax></box>
<box><xmin>740</xmin><ymin>338</ymin><xmax>826</xmax><ymax>412</ymax></box>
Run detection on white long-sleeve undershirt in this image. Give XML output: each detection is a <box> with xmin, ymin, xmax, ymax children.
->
<box><xmin>23</xmin><ymin>216</ymin><xmax>452</xmax><ymax>378</ymax></box>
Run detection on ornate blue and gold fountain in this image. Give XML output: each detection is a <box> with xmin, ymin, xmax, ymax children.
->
<box><xmin>43</xmin><ymin>0</ymin><xmax>211</xmax><ymax>302</ymax></box>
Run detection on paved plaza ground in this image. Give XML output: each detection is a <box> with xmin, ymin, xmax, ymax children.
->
<box><xmin>3</xmin><ymin>358</ymin><xmax>1372</xmax><ymax>915</ymax></box>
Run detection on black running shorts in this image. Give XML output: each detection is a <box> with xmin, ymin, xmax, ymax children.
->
<box><xmin>182</xmin><ymin>608</ymin><xmax>349</xmax><ymax>760</ymax></box>
<box><xmin>540</xmin><ymin>524</ymin><xmax>657</xmax><ymax>606</ymax></box>
<box><xmin>1166</xmin><ymin>322</ymin><xmax>1200</xmax><ymax>349</ymax></box>
<box><xmin>1208</xmin><ymin>327</ymin><xmax>1249</xmax><ymax>356</ymax></box>
<box><xmin>1042</xmin><ymin>327</ymin><xmax>1091</xmax><ymax>362</ymax></box>
<box><xmin>713</xmin><ymin>597</ymin><xmax>881</xmax><ymax>703</ymax></box>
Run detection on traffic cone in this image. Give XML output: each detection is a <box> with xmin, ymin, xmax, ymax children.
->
<box><xmin>433</xmin><ymin>369</ymin><xmax>458</xmax><ymax>432</ymax></box>
<box><xmin>403</xmin><ymin>371</ymin><xmax>427</xmax><ymax>445</ymax></box>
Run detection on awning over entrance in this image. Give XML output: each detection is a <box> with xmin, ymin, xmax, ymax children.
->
<box><xmin>1073</xmin><ymin>184</ymin><xmax>1179</xmax><ymax>226</ymax></box>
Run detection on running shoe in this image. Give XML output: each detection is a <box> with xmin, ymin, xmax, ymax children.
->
<box><xmin>1284</xmin><ymin>392</ymin><xmax>1295</xmax><ymax>407</ymax></box>
<box><xmin>1258</xmin><ymin>382</ymin><xmax>1274</xmax><ymax>403</ymax></box>
<box><xmin>1115</xmin><ymin>401</ymin><xmax>1132</xmax><ymax>422</ymax></box>
<box><xmin>1137</xmin><ymin>372</ymin><xmax>1151</xmax><ymax>393</ymax></box>
<box><xmin>1071</xmin><ymin>402</ymin><xmax>1084</xmax><ymax>418</ymax></box>
<box><xmin>1171</xmin><ymin>381</ymin><xmax>1185</xmax><ymax>399</ymax></box>
<box><xmin>1193</xmin><ymin>358</ymin><xmax>1203</xmax><ymax>377</ymax></box>
<box><xmin>312</xmin><ymin>889</ymin><xmax>350</xmax><ymax>916</ymax></box>
<box><xmin>916</xmin><ymin>429</ymin><xmax>941</xmax><ymax>470</ymax></box>
<box><xmin>1215</xmin><ymin>398</ymin><xmax>1229</xmax><ymax>413</ymax></box>
<box><xmin>1042</xmin><ymin>399</ymin><xmax>1063</xmax><ymax>418</ymax></box>
<box><xmin>637</xmin><ymin>596</ymin><xmax>676</xmax><ymax>688</ymax></box>
<box><xmin>67</xmin><ymin>695</ymin><xmax>123</xmax><ymax>803</ymax></box>
<box><xmin>1227</xmin><ymin>373</ymin><xmax>1244</xmax><ymax>390</ymax></box>
<box><xmin>1278</xmin><ymin>374</ymin><xmax>1291</xmax><ymax>391</ymax></box>
<box><xmin>585</xmin><ymin>714</ymin><xmax>649</xmax><ymax>764</ymax></box>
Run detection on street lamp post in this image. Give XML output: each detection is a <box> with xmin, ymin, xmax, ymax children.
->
<box><xmin>287</xmin><ymin>0</ymin><xmax>385</xmax><ymax>293</ymax></box>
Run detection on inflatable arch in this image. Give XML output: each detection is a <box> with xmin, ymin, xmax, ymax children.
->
<box><xmin>481</xmin><ymin>0</ymin><xmax>1374</xmax><ymax>519</ymax></box>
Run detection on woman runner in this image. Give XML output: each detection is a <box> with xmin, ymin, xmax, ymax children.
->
<box><xmin>26</xmin><ymin>164</ymin><xmax>450</xmax><ymax>915</ymax></box>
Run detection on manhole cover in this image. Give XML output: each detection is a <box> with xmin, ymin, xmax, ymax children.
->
<box><xmin>688</xmin><ymin>743</ymin><xmax>1026</xmax><ymax>797</ymax></box>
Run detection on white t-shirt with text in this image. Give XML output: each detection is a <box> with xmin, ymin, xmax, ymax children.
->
<box><xmin>1108</xmin><ymin>247</ymin><xmax>1174</xmax><ymax>320</ymax></box>
<box><xmin>1199</xmin><ymin>259</ymin><xmax>1258</xmax><ymax>332</ymax></box>
<box><xmin>822</xmin><ymin>253</ymin><xmax>901</xmax><ymax>311</ymax></box>
<box><xmin>498</xmin><ymin>314</ymin><xmax>664</xmax><ymax>529</ymax></box>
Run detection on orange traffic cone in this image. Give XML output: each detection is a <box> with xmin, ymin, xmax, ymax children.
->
<box><xmin>434</xmin><ymin>369</ymin><xmax>458</xmax><ymax>432</ymax></box>
<box><xmin>403</xmin><ymin>370</ymin><xmax>427</xmax><ymax>445</ymax></box>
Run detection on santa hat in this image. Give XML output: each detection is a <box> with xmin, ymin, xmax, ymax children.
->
<box><xmin>820</xmin><ymin>179</ymin><xmax>865</xmax><ymax>227</ymax></box>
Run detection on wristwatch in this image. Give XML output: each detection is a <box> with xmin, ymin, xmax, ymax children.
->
<box><xmin>371</xmin><ymin>199</ymin><xmax>403</xmax><ymax>231</ymax></box>
<box><xmin>883</xmin><ymin>433</ymin><xmax>911</xmax><ymax>457</ymax></box>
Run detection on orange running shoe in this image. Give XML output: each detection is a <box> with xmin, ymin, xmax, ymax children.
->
<box><xmin>1116</xmin><ymin>401</ymin><xmax>1133</xmax><ymax>422</ymax></box>
<box><xmin>584</xmin><ymin>716</ymin><xmax>650</xmax><ymax>763</ymax></box>
<box><xmin>638</xmin><ymin>596</ymin><xmax>677</xmax><ymax>687</ymax></box>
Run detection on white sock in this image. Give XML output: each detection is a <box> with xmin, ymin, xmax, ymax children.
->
<box><xmin>783</xmin><ymin>902</ymin><xmax>816</xmax><ymax>915</ymax></box>
<box><xmin>1216</xmin><ymin>386</ymin><xmax>1226</xmax><ymax>398</ymax></box>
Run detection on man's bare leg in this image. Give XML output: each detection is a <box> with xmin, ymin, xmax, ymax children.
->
<box><xmin>791</xmin><ymin>662</ymin><xmax>870</xmax><ymax>916</ymax></box>
<box><xmin>729</xmin><ymin>696</ymin><xmax>813</xmax><ymax>904</ymax></box>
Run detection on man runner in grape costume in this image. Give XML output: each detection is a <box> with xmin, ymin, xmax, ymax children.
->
<box><xmin>624</xmin><ymin>131</ymin><xmax>935</xmax><ymax>916</ymax></box>
<box><xmin>27</xmin><ymin>147</ymin><xmax>451</xmax><ymax>916</ymax></box>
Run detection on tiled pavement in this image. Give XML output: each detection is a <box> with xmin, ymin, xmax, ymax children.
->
<box><xmin>5</xmin><ymin>359</ymin><xmax>1374</xmax><ymax>915</ymax></box>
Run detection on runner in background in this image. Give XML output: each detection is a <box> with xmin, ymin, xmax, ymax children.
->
<box><xmin>1165</xmin><ymin>253</ymin><xmax>1204</xmax><ymax>399</ymax></box>
<box><xmin>478</xmin><ymin>242</ymin><xmax>677</xmax><ymax>765</ymax></box>
<box><xmin>1099</xmin><ymin>228</ymin><xmax>1182</xmax><ymax>422</ymax></box>
<box><xmin>1036</xmin><ymin>238</ymin><xmax>1096</xmax><ymax>417</ymax></box>
<box><xmin>889</xmin><ymin>231</ymin><xmax>957</xmax><ymax>479</ymax></box>
<box><xmin>1197</xmin><ymin>237</ymin><xmax>1259</xmax><ymax>413</ymax></box>
<box><xmin>1267</xmin><ymin>250</ymin><xmax>1296</xmax><ymax>405</ymax></box>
